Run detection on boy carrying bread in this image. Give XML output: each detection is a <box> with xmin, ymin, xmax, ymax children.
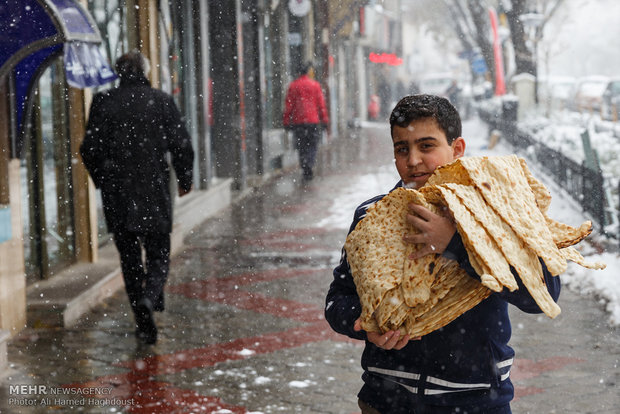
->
<box><xmin>325</xmin><ymin>94</ymin><xmax>561</xmax><ymax>414</ymax></box>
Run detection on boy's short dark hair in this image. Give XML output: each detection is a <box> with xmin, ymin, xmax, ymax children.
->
<box><xmin>389</xmin><ymin>94</ymin><xmax>462</xmax><ymax>143</ymax></box>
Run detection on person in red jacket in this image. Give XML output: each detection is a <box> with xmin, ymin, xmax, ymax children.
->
<box><xmin>283</xmin><ymin>62</ymin><xmax>329</xmax><ymax>181</ymax></box>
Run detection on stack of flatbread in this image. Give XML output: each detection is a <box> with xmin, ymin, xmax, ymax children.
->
<box><xmin>345</xmin><ymin>155</ymin><xmax>605</xmax><ymax>338</ymax></box>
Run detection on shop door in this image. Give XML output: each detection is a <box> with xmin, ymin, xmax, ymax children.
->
<box><xmin>21</xmin><ymin>59</ymin><xmax>76</xmax><ymax>282</ymax></box>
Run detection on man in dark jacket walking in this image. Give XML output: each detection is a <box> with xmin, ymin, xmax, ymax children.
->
<box><xmin>283</xmin><ymin>62</ymin><xmax>329</xmax><ymax>181</ymax></box>
<box><xmin>80</xmin><ymin>51</ymin><xmax>194</xmax><ymax>345</ymax></box>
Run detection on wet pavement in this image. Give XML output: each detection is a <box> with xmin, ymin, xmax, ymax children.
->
<box><xmin>1</xmin><ymin>123</ymin><xmax>619</xmax><ymax>413</ymax></box>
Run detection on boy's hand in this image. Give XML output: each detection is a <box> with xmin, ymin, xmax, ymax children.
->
<box><xmin>354</xmin><ymin>319</ymin><xmax>418</xmax><ymax>350</ymax></box>
<box><xmin>404</xmin><ymin>203</ymin><xmax>456</xmax><ymax>259</ymax></box>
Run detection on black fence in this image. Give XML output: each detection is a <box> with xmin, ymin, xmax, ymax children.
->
<box><xmin>477</xmin><ymin>103</ymin><xmax>617</xmax><ymax>240</ymax></box>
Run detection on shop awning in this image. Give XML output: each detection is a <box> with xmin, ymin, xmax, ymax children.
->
<box><xmin>0</xmin><ymin>0</ymin><xmax>117</xmax><ymax>86</ymax></box>
<box><xmin>0</xmin><ymin>0</ymin><xmax>117</xmax><ymax>156</ymax></box>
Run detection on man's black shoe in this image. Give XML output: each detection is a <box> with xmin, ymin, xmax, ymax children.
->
<box><xmin>302</xmin><ymin>169</ymin><xmax>314</xmax><ymax>182</ymax></box>
<box><xmin>135</xmin><ymin>298</ymin><xmax>157</xmax><ymax>345</ymax></box>
<box><xmin>153</xmin><ymin>292</ymin><xmax>165</xmax><ymax>312</ymax></box>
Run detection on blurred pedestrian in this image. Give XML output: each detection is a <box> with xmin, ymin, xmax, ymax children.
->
<box><xmin>446</xmin><ymin>80</ymin><xmax>460</xmax><ymax>107</ymax></box>
<box><xmin>368</xmin><ymin>94</ymin><xmax>381</xmax><ymax>121</ymax></box>
<box><xmin>283</xmin><ymin>62</ymin><xmax>329</xmax><ymax>181</ymax></box>
<box><xmin>80</xmin><ymin>50</ymin><xmax>194</xmax><ymax>345</ymax></box>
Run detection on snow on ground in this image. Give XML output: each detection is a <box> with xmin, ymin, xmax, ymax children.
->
<box><xmin>318</xmin><ymin>118</ymin><xmax>620</xmax><ymax>326</ymax></box>
<box><xmin>520</xmin><ymin>110</ymin><xmax>620</xmax><ymax>194</ymax></box>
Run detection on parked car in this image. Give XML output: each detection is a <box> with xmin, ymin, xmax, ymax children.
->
<box><xmin>418</xmin><ymin>73</ymin><xmax>457</xmax><ymax>97</ymax></box>
<box><xmin>601</xmin><ymin>78</ymin><xmax>620</xmax><ymax>121</ymax></box>
<box><xmin>418</xmin><ymin>72</ymin><xmax>471</xmax><ymax>114</ymax></box>
<box><xmin>569</xmin><ymin>75</ymin><xmax>609</xmax><ymax>113</ymax></box>
<box><xmin>539</xmin><ymin>76</ymin><xmax>575</xmax><ymax>111</ymax></box>
<box><xmin>472</xmin><ymin>80</ymin><xmax>493</xmax><ymax>101</ymax></box>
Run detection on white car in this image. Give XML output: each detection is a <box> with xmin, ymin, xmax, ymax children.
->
<box><xmin>418</xmin><ymin>73</ymin><xmax>457</xmax><ymax>97</ymax></box>
<box><xmin>570</xmin><ymin>76</ymin><xmax>609</xmax><ymax>113</ymax></box>
<box><xmin>539</xmin><ymin>76</ymin><xmax>575</xmax><ymax>111</ymax></box>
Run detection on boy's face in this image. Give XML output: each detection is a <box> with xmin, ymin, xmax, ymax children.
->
<box><xmin>392</xmin><ymin>117</ymin><xmax>465</xmax><ymax>189</ymax></box>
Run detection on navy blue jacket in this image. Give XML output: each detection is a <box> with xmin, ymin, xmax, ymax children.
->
<box><xmin>325</xmin><ymin>182</ymin><xmax>561</xmax><ymax>413</ymax></box>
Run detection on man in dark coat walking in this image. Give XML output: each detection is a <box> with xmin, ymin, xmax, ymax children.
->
<box><xmin>80</xmin><ymin>51</ymin><xmax>194</xmax><ymax>345</ymax></box>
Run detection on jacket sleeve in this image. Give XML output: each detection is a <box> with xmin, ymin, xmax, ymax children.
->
<box><xmin>325</xmin><ymin>248</ymin><xmax>367</xmax><ymax>340</ymax></box>
<box><xmin>443</xmin><ymin>232</ymin><xmax>561</xmax><ymax>314</ymax></box>
<box><xmin>80</xmin><ymin>93</ymin><xmax>108</xmax><ymax>188</ymax></box>
<box><xmin>164</xmin><ymin>95</ymin><xmax>194</xmax><ymax>192</ymax></box>
<box><xmin>325</xmin><ymin>209</ymin><xmax>367</xmax><ymax>341</ymax></box>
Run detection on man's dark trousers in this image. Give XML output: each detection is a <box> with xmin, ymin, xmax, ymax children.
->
<box><xmin>113</xmin><ymin>231</ymin><xmax>170</xmax><ymax>312</ymax></box>
<box><xmin>293</xmin><ymin>124</ymin><xmax>321</xmax><ymax>179</ymax></box>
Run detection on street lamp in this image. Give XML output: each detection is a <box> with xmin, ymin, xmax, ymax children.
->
<box><xmin>519</xmin><ymin>12</ymin><xmax>544</xmax><ymax>102</ymax></box>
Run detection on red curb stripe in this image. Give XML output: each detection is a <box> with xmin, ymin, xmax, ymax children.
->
<box><xmin>238</xmin><ymin>240</ymin><xmax>333</xmax><ymax>251</ymax></box>
<box><xmin>116</xmin><ymin>321</ymin><xmax>337</xmax><ymax>374</ymax></box>
<box><xmin>513</xmin><ymin>385</ymin><xmax>544</xmax><ymax>402</ymax></box>
<box><xmin>247</xmin><ymin>228</ymin><xmax>331</xmax><ymax>240</ymax></box>
<box><xmin>511</xmin><ymin>356</ymin><xmax>584</xmax><ymax>380</ymax></box>
<box><xmin>169</xmin><ymin>268</ymin><xmax>325</xmax><ymax>290</ymax></box>
<box><xmin>212</xmin><ymin>289</ymin><xmax>324</xmax><ymax>322</ymax></box>
<box><xmin>168</xmin><ymin>268</ymin><xmax>328</xmax><ymax>321</ymax></box>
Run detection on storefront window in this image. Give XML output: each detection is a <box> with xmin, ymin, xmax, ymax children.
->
<box><xmin>0</xmin><ymin>83</ymin><xmax>9</xmax><ymax>244</ymax></box>
<box><xmin>21</xmin><ymin>59</ymin><xmax>76</xmax><ymax>281</ymax></box>
<box><xmin>88</xmin><ymin>0</ymin><xmax>129</xmax><ymax>68</ymax></box>
<box><xmin>168</xmin><ymin>0</ymin><xmax>208</xmax><ymax>188</ymax></box>
<box><xmin>262</xmin><ymin>7</ymin><xmax>287</xmax><ymax>129</ymax></box>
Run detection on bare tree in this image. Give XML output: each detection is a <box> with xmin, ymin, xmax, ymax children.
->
<box><xmin>504</xmin><ymin>0</ymin><xmax>564</xmax><ymax>77</ymax></box>
<box><xmin>439</xmin><ymin>0</ymin><xmax>565</xmax><ymax>90</ymax></box>
<box><xmin>505</xmin><ymin>0</ymin><xmax>535</xmax><ymax>76</ymax></box>
<box><xmin>465</xmin><ymin>0</ymin><xmax>496</xmax><ymax>83</ymax></box>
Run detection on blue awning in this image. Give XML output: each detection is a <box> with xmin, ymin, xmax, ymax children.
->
<box><xmin>0</xmin><ymin>0</ymin><xmax>117</xmax><ymax>156</ymax></box>
<box><xmin>0</xmin><ymin>0</ymin><xmax>116</xmax><ymax>85</ymax></box>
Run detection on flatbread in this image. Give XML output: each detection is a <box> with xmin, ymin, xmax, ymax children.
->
<box><xmin>459</xmin><ymin>155</ymin><xmax>567</xmax><ymax>276</ymax></box>
<box><xmin>436</xmin><ymin>184</ymin><xmax>517</xmax><ymax>292</ymax></box>
<box><xmin>405</xmin><ymin>275</ymin><xmax>490</xmax><ymax>338</ymax></box>
<box><xmin>547</xmin><ymin>219</ymin><xmax>592</xmax><ymax>248</ymax></box>
<box><xmin>560</xmin><ymin>246</ymin><xmax>606</xmax><ymax>270</ymax></box>
<box><xmin>401</xmin><ymin>189</ymin><xmax>443</xmax><ymax>307</ymax></box>
<box><xmin>440</xmin><ymin>183</ymin><xmax>560</xmax><ymax>317</ymax></box>
<box><xmin>345</xmin><ymin>155</ymin><xmax>605</xmax><ymax>335</ymax></box>
<box><xmin>518</xmin><ymin>157</ymin><xmax>593</xmax><ymax>248</ymax></box>
<box><xmin>345</xmin><ymin>187</ymin><xmax>491</xmax><ymax>336</ymax></box>
<box><xmin>344</xmin><ymin>193</ymin><xmax>410</xmax><ymax>327</ymax></box>
<box><xmin>519</xmin><ymin>157</ymin><xmax>551</xmax><ymax>213</ymax></box>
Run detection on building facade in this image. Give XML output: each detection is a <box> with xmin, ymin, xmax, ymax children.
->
<box><xmin>0</xmin><ymin>0</ymin><xmax>402</xmax><ymax>348</ymax></box>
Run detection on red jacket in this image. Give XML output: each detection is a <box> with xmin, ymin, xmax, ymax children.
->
<box><xmin>283</xmin><ymin>75</ymin><xmax>329</xmax><ymax>127</ymax></box>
